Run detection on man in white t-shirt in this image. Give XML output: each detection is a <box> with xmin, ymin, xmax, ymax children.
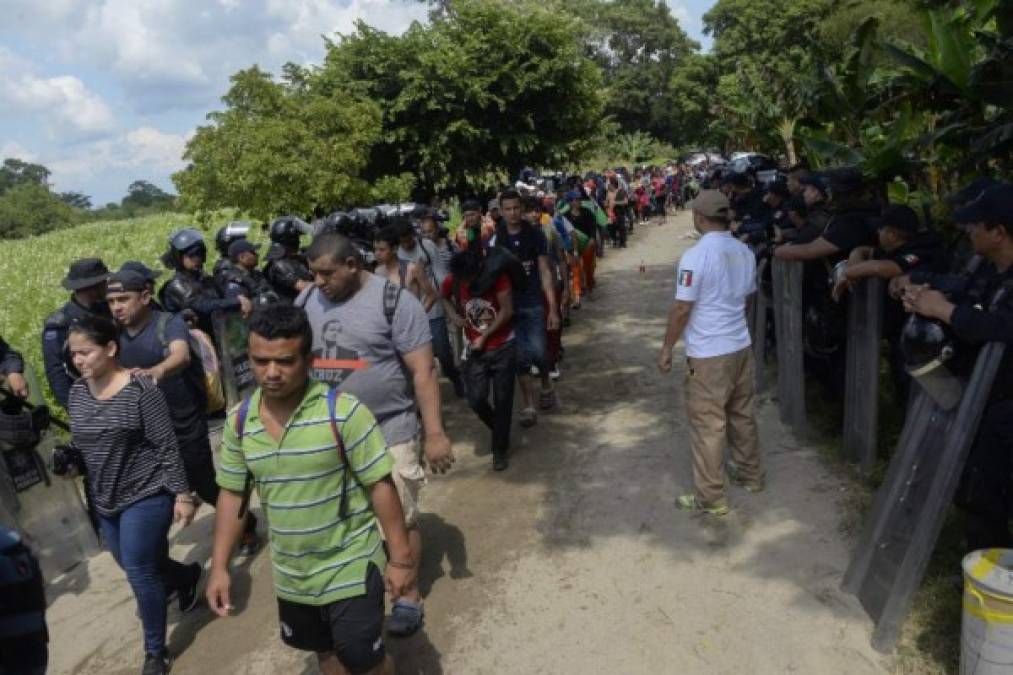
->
<box><xmin>658</xmin><ymin>189</ymin><xmax>764</xmax><ymax>516</ymax></box>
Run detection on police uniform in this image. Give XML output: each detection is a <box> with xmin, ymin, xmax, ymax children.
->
<box><xmin>0</xmin><ymin>336</ymin><xmax>24</xmax><ymax>377</ymax></box>
<box><xmin>263</xmin><ymin>245</ymin><xmax>312</xmax><ymax>302</ymax></box>
<box><xmin>42</xmin><ymin>259</ymin><xmax>112</xmax><ymax>409</ymax></box>
<box><xmin>160</xmin><ymin>269</ymin><xmax>240</xmax><ymax>336</ymax></box>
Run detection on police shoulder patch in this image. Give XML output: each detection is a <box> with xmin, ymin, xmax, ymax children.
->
<box><xmin>902</xmin><ymin>254</ymin><xmax>920</xmax><ymax>266</ymax></box>
<box><xmin>43</xmin><ymin>330</ymin><xmax>60</xmax><ymax>342</ymax></box>
<box><xmin>679</xmin><ymin>269</ymin><xmax>694</xmax><ymax>287</ymax></box>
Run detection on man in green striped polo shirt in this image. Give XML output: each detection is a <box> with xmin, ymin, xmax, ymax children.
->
<box><xmin>206</xmin><ymin>305</ymin><xmax>412</xmax><ymax>675</ymax></box>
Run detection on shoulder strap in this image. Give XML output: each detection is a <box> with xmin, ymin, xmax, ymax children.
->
<box><xmin>382</xmin><ymin>280</ymin><xmax>402</xmax><ymax>329</ymax></box>
<box><xmin>398</xmin><ymin>259</ymin><xmax>409</xmax><ymax>289</ymax></box>
<box><xmin>155</xmin><ymin>312</ymin><xmax>172</xmax><ymax>352</ymax></box>
<box><xmin>327</xmin><ymin>387</ymin><xmax>365</xmax><ymax>518</ymax></box>
<box><xmin>235</xmin><ymin>395</ymin><xmax>255</xmax><ymax>519</ymax></box>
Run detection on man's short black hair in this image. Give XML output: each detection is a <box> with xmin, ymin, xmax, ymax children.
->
<box><xmin>499</xmin><ymin>189</ymin><xmax>522</xmax><ymax>205</ymax></box>
<box><xmin>248</xmin><ymin>304</ymin><xmax>313</xmax><ymax>356</ymax></box>
<box><xmin>521</xmin><ymin>195</ymin><xmax>541</xmax><ymax>212</ymax></box>
<box><xmin>375</xmin><ymin>224</ymin><xmax>402</xmax><ymax>248</ymax></box>
<box><xmin>306</xmin><ymin>232</ymin><xmax>360</xmax><ymax>265</ymax></box>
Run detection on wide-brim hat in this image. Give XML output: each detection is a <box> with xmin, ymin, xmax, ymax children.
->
<box><xmin>62</xmin><ymin>257</ymin><xmax>110</xmax><ymax>290</ymax></box>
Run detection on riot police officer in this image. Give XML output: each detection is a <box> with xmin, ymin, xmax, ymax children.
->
<box><xmin>42</xmin><ymin>258</ymin><xmax>111</xmax><ymax>409</ymax></box>
<box><xmin>263</xmin><ymin>216</ymin><xmax>313</xmax><ymax>302</ymax></box>
<box><xmin>159</xmin><ymin>228</ymin><xmax>251</xmax><ymax>335</ymax></box>
<box><xmin>898</xmin><ymin>182</ymin><xmax>1013</xmax><ymax>551</ymax></box>
<box><xmin>211</xmin><ymin>221</ymin><xmax>253</xmax><ymax>293</ymax></box>
<box><xmin>222</xmin><ymin>239</ymin><xmax>278</xmax><ymax>306</ymax></box>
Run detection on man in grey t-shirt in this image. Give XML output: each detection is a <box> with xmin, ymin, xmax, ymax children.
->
<box><xmin>397</xmin><ymin>216</ymin><xmax>463</xmax><ymax>397</ymax></box>
<box><xmin>301</xmin><ymin>231</ymin><xmax>455</xmax><ymax>637</ymax></box>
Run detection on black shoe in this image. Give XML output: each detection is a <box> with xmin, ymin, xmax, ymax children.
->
<box><xmin>178</xmin><ymin>562</ymin><xmax>202</xmax><ymax>613</ymax></box>
<box><xmin>141</xmin><ymin>649</ymin><xmax>172</xmax><ymax>675</ymax></box>
<box><xmin>493</xmin><ymin>454</ymin><xmax>508</xmax><ymax>471</ymax></box>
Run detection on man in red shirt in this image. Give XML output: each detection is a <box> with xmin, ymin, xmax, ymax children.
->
<box><xmin>441</xmin><ymin>235</ymin><xmax>516</xmax><ymax>471</ymax></box>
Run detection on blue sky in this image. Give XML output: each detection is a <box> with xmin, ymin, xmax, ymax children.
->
<box><xmin>0</xmin><ymin>1</ymin><xmax>712</xmax><ymax>206</ymax></box>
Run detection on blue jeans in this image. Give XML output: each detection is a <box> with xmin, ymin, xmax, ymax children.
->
<box><xmin>99</xmin><ymin>493</ymin><xmax>189</xmax><ymax>655</ymax></box>
<box><xmin>429</xmin><ymin>317</ymin><xmax>462</xmax><ymax>392</ymax></box>
<box><xmin>513</xmin><ymin>304</ymin><xmax>548</xmax><ymax>373</ymax></box>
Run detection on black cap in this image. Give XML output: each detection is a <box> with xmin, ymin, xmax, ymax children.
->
<box><xmin>946</xmin><ymin>177</ymin><xmax>1000</xmax><ymax>206</ymax></box>
<box><xmin>952</xmin><ymin>183</ymin><xmax>1013</xmax><ymax>226</ymax></box>
<box><xmin>106</xmin><ymin>270</ymin><xmax>148</xmax><ymax>293</ymax></box>
<box><xmin>62</xmin><ymin>258</ymin><xmax>110</xmax><ymax>291</ymax></box>
<box><xmin>461</xmin><ymin>200</ymin><xmax>482</xmax><ymax>213</ymax></box>
<box><xmin>765</xmin><ymin>181</ymin><xmax>790</xmax><ymax>199</ymax></box>
<box><xmin>228</xmin><ymin>239</ymin><xmax>261</xmax><ymax>261</ymax></box>
<box><xmin>824</xmin><ymin>167</ymin><xmax>865</xmax><ymax>194</ymax></box>
<box><xmin>120</xmin><ymin>260</ymin><xmax>162</xmax><ymax>282</ymax></box>
<box><xmin>722</xmin><ymin>172</ymin><xmax>749</xmax><ymax>188</ymax></box>
<box><xmin>799</xmin><ymin>173</ymin><xmax>828</xmax><ymax>193</ymax></box>
<box><xmin>876</xmin><ymin>204</ymin><xmax>922</xmax><ymax>235</ymax></box>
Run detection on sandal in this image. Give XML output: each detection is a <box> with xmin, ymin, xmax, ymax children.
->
<box><xmin>387</xmin><ymin>598</ymin><xmax>424</xmax><ymax>637</ymax></box>
<box><xmin>539</xmin><ymin>389</ymin><xmax>558</xmax><ymax>411</ymax></box>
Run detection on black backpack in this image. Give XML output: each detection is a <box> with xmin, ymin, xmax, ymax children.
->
<box><xmin>153</xmin><ymin>312</ymin><xmax>209</xmax><ymax>413</ymax></box>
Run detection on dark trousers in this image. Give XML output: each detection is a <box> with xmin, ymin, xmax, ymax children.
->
<box><xmin>957</xmin><ymin>401</ymin><xmax>1013</xmax><ymax>552</ymax></box>
<box><xmin>98</xmin><ymin>494</ymin><xmax>190</xmax><ymax>655</ymax></box>
<box><xmin>181</xmin><ymin>448</ymin><xmax>256</xmax><ymax>535</ymax></box>
<box><xmin>463</xmin><ymin>343</ymin><xmax>516</xmax><ymax>458</ymax></box>
<box><xmin>430</xmin><ymin>317</ymin><xmax>463</xmax><ymax>394</ymax></box>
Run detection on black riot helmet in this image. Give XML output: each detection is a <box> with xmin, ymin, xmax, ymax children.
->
<box><xmin>215</xmin><ymin>221</ymin><xmax>252</xmax><ymax>256</ymax></box>
<box><xmin>900</xmin><ymin>314</ymin><xmax>963</xmax><ymax>410</ymax></box>
<box><xmin>269</xmin><ymin>216</ymin><xmax>311</xmax><ymax>249</ymax></box>
<box><xmin>315</xmin><ymin>211</ymin><xmax>354</xmax><ymax>236</ymax></box>
<box><xmin>161</xmin><ymin>227</ymin><xmax>207</xmax><ymax>270</ymax></box>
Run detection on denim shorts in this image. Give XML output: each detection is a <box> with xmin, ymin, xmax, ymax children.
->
<box><xmin>513</xmin><ymin>304</ymin><xmax>548</xmax><ymax>373</ymax></box>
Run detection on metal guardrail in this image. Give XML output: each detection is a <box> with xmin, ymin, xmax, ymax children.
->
<box><xmin>842</xmin><ymin>278</ymin><xmax>884</xmax><ymax>472</ymax></box>
<box><xmin>771</xmin><ymin>257</ymin><xmax>806</xmax><ymax>436</ymax></box>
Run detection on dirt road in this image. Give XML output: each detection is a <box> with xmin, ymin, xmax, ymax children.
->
<box><xmin>46</xmin><ymin>211</ymin><xmax>889</xmax><ymax>674</ymax></box>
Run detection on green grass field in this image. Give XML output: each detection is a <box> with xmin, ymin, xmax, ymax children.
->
<box><xmin>0</xmin><ymin>211</ymin><xmax>259</xmax><ymax>411</ymax></box>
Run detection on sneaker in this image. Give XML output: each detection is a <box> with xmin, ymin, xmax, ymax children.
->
<box><xmin>238</xmin><ymin>530</ymin><xmax>260</xmax><ymax>557</ymax></box>
<box><xmin>549</xmin><ymin>366</ymin><xmax>562</xmax><ymax>381</ymax></box>
<box><xmin>178</xmin><ymin>562</ymin><xmax>202</xmax><ymax>613</ymax></box>
<box><xmin>725</xmin><ymin>461</ymin><xmax>765</xmax><ymax>493</ymax></box>
<box><xmin>519</xmin><ymin>408</ymin><xmax>537</xmax><ymax>428</ymax></box>
<box><xmin>492</xmin><ymin>454</ymin><xmax>509</xmax><ymax>471</ymax></box>
<box><xmin>675</xmin><ymin>494</ymin><xmax>729</xmax><ymax>516</ymax></box>
<box><xmin>141</xmin><ymin>649</ymin><xmax>172</xmax><ymax>675</ymax></box>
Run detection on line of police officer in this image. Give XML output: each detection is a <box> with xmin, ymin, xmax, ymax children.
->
<box><xmin>712</xmin><ymin>163</ymin><xmax>1013</xmax><ymax>553</ymax></box>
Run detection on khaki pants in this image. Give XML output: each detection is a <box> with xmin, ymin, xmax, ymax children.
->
<box><xmin>684</xmin><ymin>347</ymin><xmax>763</xmax><ymax>505</ymax></box>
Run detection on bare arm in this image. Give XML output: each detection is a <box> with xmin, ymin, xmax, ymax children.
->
<box><xmin>413</xmin><ymin>263</ymin><xmax>437</xmax><ymax>312</ymax></box>
<box><xmin>657</xmin><ymin>300</ymin><xmax>694</xmax><ymax>373</ymax></box>
<box><xmin>473</xmin><ymin>286</ymin><xmax>513</xmax><ymax>350</ymax></box>
<box><xmin>402</xmin><ymin>345</ymin><xmax>454</xmax><ymax>473</ymax></box>
<box><xmin>845</xmin><ymin>259</ymin><xmax>903</xmax><ymax>282</ymax></box>
<box><xmin>774</xmin><ymin>237</ymin><xmax>840</xmax><ymax>261</ymax></box>
<box><xmin>370</xmin><ymin>477</ymin><xmax>415</xmax><ymax>599</ymax></box>
<box><xmin>206</xmin><ymin>488</ymin><xmax>246</xmax><ymax>617</ymax></box>
<box><xmin>538</xmin><ymin>254</ymin><xmax>560</xmax><ymax>330</ymax></box>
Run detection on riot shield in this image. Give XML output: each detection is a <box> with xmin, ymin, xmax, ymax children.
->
<box><xmin>751</xmin><ymin>257</ymin><xmax>770</xmax><ymax>392</ymax></box>
<box><xmin>842</xmin><ymin>278</ymin><xmax>883</xmax><ymax>472</ymax></box>
<box><xmin>211</xmin><ymin>310</ymin><xmax>255</xmax><ymax>409</ymax></box>
<box><xmin>841</xmin><ymin>341</ymin><xmax>1006</xmax><ymax>652</ymax></box>
<box><xmin>0</xmin><ymin>363</ymin><xmax>99</xmax><ymax>579</ymax></box>
<box><xmin>771</xmin><ymin>257</ymin><xmax>806</xmax><ymax>434</ymax></box>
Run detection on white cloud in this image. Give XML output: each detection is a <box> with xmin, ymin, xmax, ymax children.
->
<box><xmin>0</xmin><ymin>141</ymin><xmax>35</xmax><ymax>162</ymax></box>
<box><xmin>46</xmin><ymin>127</ymin><xmax>190</xmax><ymax>186</ymax></box>
<box><xmin>0</xmin><ymin>46</ymin><xmax>116</xmax><ymax>139</ymax></box>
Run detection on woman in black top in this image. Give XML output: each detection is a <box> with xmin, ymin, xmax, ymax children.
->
<box><xmin>67</xmin><ymin>316</ymin><xmax>196</xmax><ymax>675</ymax></box>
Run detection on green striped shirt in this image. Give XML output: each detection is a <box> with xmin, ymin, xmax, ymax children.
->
<box><xmin>217</xmin><ymin>380</ymin><xmax>393</xmax><ymax>605</ymax></box>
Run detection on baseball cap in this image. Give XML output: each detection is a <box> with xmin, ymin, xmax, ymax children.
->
<box><xmin>461</xmin><ymin>199</ymin><xmax>482</xmax><ymax>213</ymax></box>
<box><xmin>799</xmin><ymin>173</ymin><xmax>828</xmax><ymax>193</ymax></box>
<box><xmin>952</xmin><ymin>182</ymin><xmax>1013</xmax><ymax>226</ymax></box>
<box><xmin>120</xmin><ymin>260</ymin><xmax>162</xmax><ymax>281</ymax></box>
<box><xmin>688</xmin><ymin>189</ymin><xmax>731</xmax><ymax>220</ymax></box>
<box><xmin>564</xmin><ymin>190</ymin><xmax>583</xmax><ymax>201</ymax></box>
<box><xmin>106</xmin><ymin>270</ymin><xmax>148</xmax><ymax>293</ymax></box>
<box><xmin>876</xmin><ymin>204</ymin><xmax>922</xmax><ymax>235</ymax></box>
<box><xmin>228</xmin><ymin>239</ymin><xmax>261</xmax><ymax>261</ymax></box>
<box><xmin>946</xmin><ymin>176</ymin><xmax>1000</xmax><ymax>206</ymax></box>
<box><xmin>765</xmin><ymin>181</ymin><xmax>790</xmax><ymax>199</ymax></box>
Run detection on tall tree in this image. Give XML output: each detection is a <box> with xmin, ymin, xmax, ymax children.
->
<box><xmin>582</xmin><ymin>0</ymin><xmax>698</xmax><ymax>143</ymax></box>
<box><xmin>173</xmin><ymin>66</ymin><xmax>383</xmax><ymax>220</ymax></box>
<box><xmin>316</xmin><ymin>0</ymin><xmax>605</xmax><ymax>195</ymax></box>
<box><xmin>0</xmin><ymin>158</ymin><xmax>51</xmax><ymax>194</ymax></box>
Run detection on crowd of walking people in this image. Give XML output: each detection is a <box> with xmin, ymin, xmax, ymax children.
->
<box><xmin>0</xmin><ymin>166</ymin><xmax>681</xmax><ymax>675</ymax></box>
<box><xmin>2</xmin><ymin>154</ymin><xmax>1010</xmax><ymax>674</ymax></box>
